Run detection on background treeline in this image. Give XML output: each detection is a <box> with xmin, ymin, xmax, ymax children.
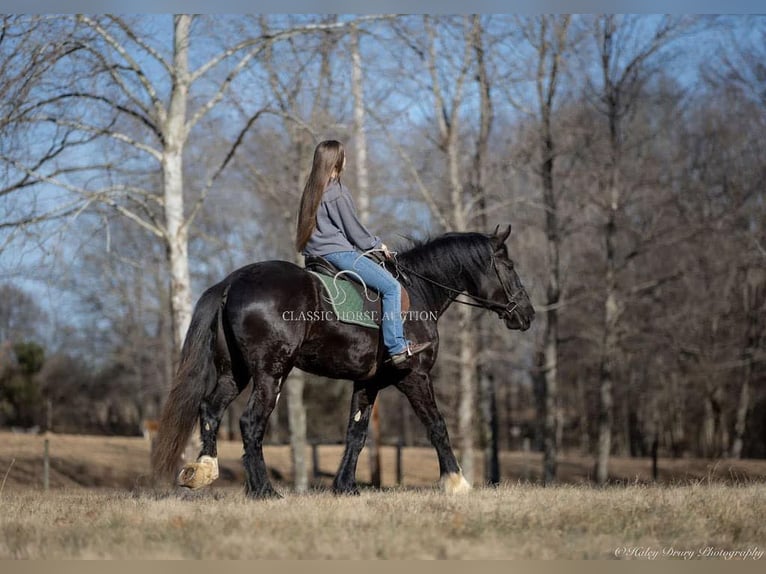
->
<box><xmin>0</xmin><ymin>15</ymin><xmax>764</xmax><ymax>483</ymax></box>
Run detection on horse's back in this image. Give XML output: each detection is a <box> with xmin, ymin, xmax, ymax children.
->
<box><xmin>223</xmin><ymin>260</ymin><xmax>318</xmax><ymax>311</ymax></box>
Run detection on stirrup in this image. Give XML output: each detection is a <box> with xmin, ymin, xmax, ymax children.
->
<box><xmin>387</xmin><ymin>341</ymin><xmax>432</xmax><ymax>367</ymax></box>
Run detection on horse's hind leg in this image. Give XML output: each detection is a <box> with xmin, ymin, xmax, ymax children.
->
<box><xmin>177</xmin><ymin>371</ymin><xmax>242</xmax><ymax>490</ymax></box>
<box><xmin>396</xmin><ymin>372</ymin><xmax>471</xmax><ymax>494</ymax></box>
<box><xmin>240</xmin><ymin>372</ymin><xmax>284</xmax><ymax>499</ymax></box>
<box><xmin>333</xmin><ymin>381</ymin><xmax>379</xmax><ymax>495</ymax></box>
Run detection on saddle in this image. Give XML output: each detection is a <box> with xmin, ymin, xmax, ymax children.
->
<box><xmin>305</xmin><ymin>254</ymin><xmax>410</xmax><ymax>328</ymax></box>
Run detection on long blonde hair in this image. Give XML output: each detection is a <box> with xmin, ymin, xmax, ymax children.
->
<box><xmin>295</xmin><ymin>140</ymin><xmax>346</xmax><ymax>251</ymax></box>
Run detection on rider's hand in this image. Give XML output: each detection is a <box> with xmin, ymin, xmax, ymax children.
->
<box><xmin>381</xmin><ymin>243</ymin><xmax>393</xmax><ymax>260</ymax></box>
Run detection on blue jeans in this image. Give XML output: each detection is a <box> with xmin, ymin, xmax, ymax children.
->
<box><xmin>323</xmin><ymin>251</ymin><xmax>409</xmax><ymax>355</ymax></box>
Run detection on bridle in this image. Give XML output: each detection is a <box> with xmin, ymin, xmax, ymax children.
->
<box><xmin>391</xmin><ymin>253</ymin><xmax>525</xmax><ymax>318</ymax></box>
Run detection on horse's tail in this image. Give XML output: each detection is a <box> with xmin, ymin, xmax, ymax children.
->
<box><xmin>151</xmin><ymin>282</ymin><xmax>227</xmax><ymax>481</ymax></box>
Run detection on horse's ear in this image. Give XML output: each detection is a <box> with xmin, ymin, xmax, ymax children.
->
<box><xmin>491</xmin><ymin>224</ymin><xmax>512</xmax><ymax>250</ymax></box>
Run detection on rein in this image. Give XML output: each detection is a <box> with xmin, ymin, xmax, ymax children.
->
<box><xmin>392</xmin><ymin>255</ymin><xmax>522</xmax><ymax>315</ymax></box>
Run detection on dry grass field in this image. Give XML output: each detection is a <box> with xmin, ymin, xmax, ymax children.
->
<box><xmin>1</xmin><ymin>432</ymin><xmax>765</xmax><ymax>559</ymax></box>
<box><xmin>1</xmin><ymin>485</ymin><xmax>765</xmax><ymax>559</ymax></box>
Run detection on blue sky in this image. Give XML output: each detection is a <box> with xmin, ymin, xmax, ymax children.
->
<box><xmin>6</xmin><ymin>1</ymin><xmax>766</xmax><ymax>13</ymax></box>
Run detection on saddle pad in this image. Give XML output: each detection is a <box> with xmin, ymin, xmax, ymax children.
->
<box><xmin>307</xmin><ymin>270</ymin><xmax>380</xmax><ymax>329</ymax></box>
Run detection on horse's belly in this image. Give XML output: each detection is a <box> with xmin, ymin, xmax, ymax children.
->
<box><xmin>295</xmin><ymin>324</ymin><xmax>379</xmax><ymax>380</ymax></box>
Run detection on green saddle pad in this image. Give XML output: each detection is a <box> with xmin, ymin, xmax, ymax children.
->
<box><xmin>308</xmin><ymin>270</ymin><xmax>379</xmax><ymax>329</ymax></box>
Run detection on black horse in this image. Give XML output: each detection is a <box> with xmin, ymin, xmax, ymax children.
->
<box><xmin>152</xmin><ymin>225</ymin><xmax>535</xmax><ymax>497</ymax></box>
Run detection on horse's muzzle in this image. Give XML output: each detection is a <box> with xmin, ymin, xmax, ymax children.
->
<box><xmin>503</xmin><ymin>303</ymin><xmax>534</xmax><ymax>331</ymax></box>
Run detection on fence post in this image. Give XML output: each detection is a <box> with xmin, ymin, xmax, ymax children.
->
<box><xmin>46</xmin><ymin>398</ymin><xmax>52</xmax><ymax>433</ymax></box>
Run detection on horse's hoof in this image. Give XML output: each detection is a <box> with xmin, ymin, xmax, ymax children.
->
<box><xmin>332</xmin><ymin>484</ymin><xmax>361</xmax><ymax>496</ymax></box>
<box><xmin>245</xmin><ymin>486</ymin><xmax>282</xmax><ymax>500</ymax></box>
<box><xmin>177</xmin><ymin>456</ymin><xmax>219</xmax><ymax>490</ymax></box>
<box><xmin>441</xmin><ymin>472</ymin><xmax>472</xmax><ymax>494</ymax></box>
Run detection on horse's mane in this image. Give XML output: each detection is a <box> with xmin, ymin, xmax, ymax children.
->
<box><xmin>396</xmin><ymin>232</ymin><xmax>493</xmax><ymax>295</ymax></box>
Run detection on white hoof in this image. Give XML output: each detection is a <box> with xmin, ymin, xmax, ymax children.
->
<box><xmin>177</xmin><ymin>455</ymin><xmax>219</xmax><ymax>490</ymax></box>
<box><xmin>441</xmin><ymin>472</ymin><xmax>472</xmax><ymax>494</ymax></box>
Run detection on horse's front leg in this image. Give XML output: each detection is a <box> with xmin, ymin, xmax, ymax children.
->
<box><xmin>396</xmin><ymin>371</ymin><xmax>471</xmax><ymax>494</ymax></box>
<box><xmin>333</xmin><ymin>381</ymin><xmax>379</xmax><ymax>495</ymax></box>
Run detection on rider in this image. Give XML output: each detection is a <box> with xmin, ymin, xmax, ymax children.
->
<box><xmin>295</xmin><ymin>140</ymin><xmax>431</xmax><ymax>367</ymax></box>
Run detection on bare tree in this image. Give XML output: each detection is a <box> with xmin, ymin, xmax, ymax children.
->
<box><xmin>421</xmin><ymin>15</ymin><xmax>480</xmax><ymax>484</ymax></box>
<box><xmin>699</xmin><ymin>19</ymin><xmax>766</xmax><ymax>458</ymax></box>
<box><xmin>0</xmin><ymin>16</ymin><xmax>87</xmax><ymax>249</ymax></box>
<box><xmin>731</xmin><ymin>268</ymin><xmax>765</xmax><ymax>458</ymax></box>
<box><xmin>469</xmin><ymin>15</ymin><xmax>501</xmax><ymax>485</ymax></box>
<box><xmin>512</xmin><ymin>15</ymin><xmax>573</xmax><ymax>484</ymax></box>
<box><xmin>585</xmin><ymin>15</ymin><xmax>693</xmax><ymax>483</ymax></box>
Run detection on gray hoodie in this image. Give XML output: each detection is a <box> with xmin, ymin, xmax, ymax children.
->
<box><xmin>302</xmin><ymin>179</ymin><xmax>382</xmax><ymax>256</ymax></box>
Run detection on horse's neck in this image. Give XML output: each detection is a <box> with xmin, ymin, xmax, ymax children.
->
<box><xmin>406</xmin><ymin>256</ymin><xmax>469</xmax><ymax>316</ymax></box>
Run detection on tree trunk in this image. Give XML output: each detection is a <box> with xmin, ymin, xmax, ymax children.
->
<box><xmin>164</xmin><ymin>151</ymin><xmax>192</xmax><ymax>356</ymax></box>
<box><xmin>164</xmin><ymin>15</ymin><xmax>193</xmax><ymax>356</ymax></box>
<box><xmin>730</xmin><ymin>359</ymin><xmax>751</xmax><ymax>459</ymax></box>
<box><xmin>159</xmin><ymin>276</ymin><xmax>175</xmax><ymax>398</ymax></box>
<box><xmin>701</xmin><ymin>370</ymin><xmax>725</xmax><ymax>458</ymax></box>
<box><xmin>471</xmin><ymin>16</ymin><xmax>499</xmax><ymax>487</ymax></box>
<box><xmin>596</xmin><ymin>17</ymin><xmax>621</xmax><ymax>485</ymax></box>
<box><xmin>596</xmin><ymin>369</ymin><xmax>614</xmax><ymax>483</ymax></box>
<box><xmin>731</xmin><ymin>269</ymin><xmax>763</xmax><ymax>458</ymax></box>
<box><xmin>506</xmin><ymin>376</ymin><xmax>518</xmax><ymax>450</ymax></box>
<box><xmin>479</xmin><ymin>365</ymin><xmax>500</xmax><ymax>484</ymax></box>
<box><xmin>596</xmin><ymin>266</ymin><xmax>618</xmax><ymax>484</ymax></box>
<box><xmin>669</xmin><ymin>372</ymin><xmax>686</xmax><ymax>457</ymax></box>
<box><xmin>596</xmin><ymin>212</ymin><xmax>619</xmax><ymax>483</ymax></box>
<box><xmin>701</xmin><ymin>389</ymin><xmax>715</xmax><ymax>458</ymax></box>
<box><xmin>533</xmin><ymin>15</ymin><xmax>570</xmax><ymax>485</ymax></box>
<box><xmin>164</xmin><ymin>15</ymin><xmax>197</xmax><ymax>463</ymax></box>
<box><xmin>577</xmin><ymin>377</ymin><xmax>590</xmax><ymax>454</ymax></box>
<box><xmin>419</xmin><ymin>15</ymin><xmax>477</xmax><ymax>484</ymax></box>
<box><xmin>287</xmin><ymin>369</ymin><xmax>308</xmax><ymax>493</ymax></box>
<box><xmin>542</xmin><ymin>278</ymin><xmax>559</xmax><ymax>484</ymax></box>
<box><xmin>589</xmin><ymin>13</ymin><xmax>685</xmax><ymax>482</ymax></box>
<box><xmin>351</xmin><ymin>25</ymin><xmax>371</xmax><ymax>224</ymax></box>
<box><xmin>541</xmin><ymin>193</ymin><xmax>560</xmax><ymax>482</ymax></box>
<box><xmin>458</xmin><ymin>305</ymin><xmax>477</xmax><ymax>484</ymax></box>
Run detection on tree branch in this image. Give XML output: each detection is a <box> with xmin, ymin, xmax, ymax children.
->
<box><xmin>20</xmin><ymin>115</ymin><xmax>163</xmax><ymax>161</ymax></box>
<box><xmin>77</xmin><ymin>15</ymin><xmax>167</xmax><ymax>126</ymax></box>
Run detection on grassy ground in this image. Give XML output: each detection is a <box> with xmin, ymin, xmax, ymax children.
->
<box><xmin>1</xmin><ymin>432</ymin><xmax>765</xmax><ymax>559</ymax></box>
<box><xmin>1</xmin><ymin>484</ymin><xmax>764</xmax><ymax>559</ymax></box>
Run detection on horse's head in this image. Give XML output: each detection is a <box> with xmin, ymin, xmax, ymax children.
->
<box><xmin>479</xmin><ymin>224</ymin><xmax>535</xmax><ymax>331</ymax></box>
